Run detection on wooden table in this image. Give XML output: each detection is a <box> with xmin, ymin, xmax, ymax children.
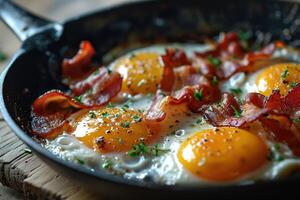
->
<box><xmin>0</xmin><ymin>1</ymin><xmax>133</xmax><ymax>199</ymax></box>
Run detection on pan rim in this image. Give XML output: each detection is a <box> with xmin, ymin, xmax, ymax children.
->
<box><xmin>1</xmin><ymin>0</ymin><xmax>300</xmax><ymax>194</ymax></box>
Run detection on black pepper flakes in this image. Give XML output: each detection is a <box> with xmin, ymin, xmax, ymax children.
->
<box><xmin>95</xmin><ymin>136</ymin><xmax>105</xmax><ymax>148</ymax></box>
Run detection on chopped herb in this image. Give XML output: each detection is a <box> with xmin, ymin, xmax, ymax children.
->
<box><xmin>230</xmin><ymin>88</ymin><xmax>242</xmax><ymax>95</ymax></box>
<box><xmin>231</xmin><ymin>105</ymin><xmax>242</xmax><ymax>118</ymax></box>
<box><xmin>74</xmin><ymin>95</ymin><xmax>83</xmax><ymax>103</ymax></box>
<box><xmin>149</xmin><ymin>144</ymin><xmax>170</xmax><ymax>156</ymax></box>
<box><xmin>76</xmin><ymin>158</ymin><xmax>85</xmax><ymax>165</ymax></box>
<box><xmin>92</xmin><ymin>68</ymin><xmax>100</xmax><ymax>75</ymax></box>
<box><xmin>207</xmin><ymin>55</ymin><xmax>221</xmax><ymax>67</ymax></box>
<box><xmin>122</xmin><ymin>104</ymin><xmax>130</xmax><ymax>109</ymax></box>
<box><xmin>132</xmin><ymin>115</ymin><xmax>142</xmax><ymax>122</ymax></box>
<box><xmin>127</xmin><ymin>142</ymin><xmax>169</xmax><ymax>157</ymax></box>
<box><xmin>24</xmin><ymin>148</ymin><xmax>32</xmax><ymax>154</ymax></box>
<box><xmin>207</xmin><ymin>106</ymin><xmax>213</xmax><ymax>112</ymax></box>
<box><xmin>0</xmin><ymin>51</ymin><xmax>7</xmax><ymax>62</ymax></box>
<box><xmin>102</xmin><ymin>159</ymin><xmax>113</xmax><ymax>169</ymax></box>
<box><xmin>128</xmin><ymin>142</ymin><xmax>148</xmax><ymax>157</ymax></box>
<box><xmin>294</xmin><ymin>118</ymin><xmax>300</xmax><ymax>123</ymax></box>
<box><xmin>238</xmin><ymin>31</ymin><xmax>251</xmax><ymax>41</ymax></box>
<box><xmin>121</xmin><ymin>121</ymin><xmax>130</xmax><ymax>128</ymax></box>
<box><xmin>194</xmin><ymin>88</ymin><xmax>203</xmax><ymax>101</ymax></box>
<box><xmin>274</xmin><ymin>143</ymin><xmax>281</xmax><ymax>151</ymax></box>
<box><xmin>267</xmin><ymin>144</ymin><xmax>285</xmax><ymax>162</ymax></box>
<box><xmin>281</xmin><ymin>68</ymin><xmax>289</xmax><ymax>79</ymax></box>
<box><xmin>196</xmin><ymin>119</ymin><xmax>202</xmax><ymax>124</ymax></box>
<box><xmin>89</xmin><ymin>111</ymin><xmax>97</xmax><ymax>118</ymax></box>
<box><xmin>159</xmin><ymin>92</ymin><xmax>166</xmax><ymax>97</ymax></box>
<box><xmin>107</xmin><ymin>68</ymin><xmax>112</xmax><ymax>75</ymax></box>
<box><xmin>211</xmin><ymin>76</ymin><xmax>218</xmax><ymax>85</ymax></box>
<box><xmin>101</xmin><ymin>112</ymin><xmax>109</xmax><ymax>118</ymax></box>
<box><xmin>290</xmin><ymin>82</ymin><xmax>298</xmax><ymax>88</ymax></box>
<box><xmin>237</xmin><ymin>98</ymin><xmax>244</xmax><ymax>105</ymax></box>
<box><xmin>107</xmin><ymin>102</ymin><xmax>114</xmax><ymax>108</ymax></box>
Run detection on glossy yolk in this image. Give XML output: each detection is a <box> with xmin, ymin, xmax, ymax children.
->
<box><xmin>177</xmin><ymin>127</ymin><xmax>268</xmax><ymax>181</ymax></box>
<box><xmin>255</xmin><ymin>63</ymin><xmax>300</xmax><ymax>96</ymax></box>
<box><xmin>70</xmin><ymin>107</ymin><xmax>153</xmax><ymax>153</ymax></box>
<box><xmin>114</xmin><ymin>52</ymin><xmax>164</xmax><ymax>95</ymax></box>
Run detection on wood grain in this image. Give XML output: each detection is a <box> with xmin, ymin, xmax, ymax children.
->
<box><xmin>0</xmin><ymin>116</ymin><xmax>100</xmax><ymax>200</ymax></box>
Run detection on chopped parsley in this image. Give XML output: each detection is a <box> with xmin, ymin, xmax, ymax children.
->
<box><xmin>207</xmin><ymin>55</ymin><xmax>221</xmax><ymax>67</ymax></box>
<box><xmin>128</xmin><ymin>142</ymin><xmax>170</xmax><ymax>157</ymax></box>
<box><xmin>121</xmin><ymin>121</ymin><xmax>130</xmax><ymax>128</ymax></box>
<box><xmin>150</xmin><ymin>144</ymin><xmax>170</xmax><ymax>156</ymax></box>
<box><xmin>211</xmin><ymin>76</ymin><xmax>218</xmax><ymax>85</ymax></box>
<box><xmin>267</xmin><ymin>144</ymin><xmax>285</xmax><ymax>162</ymax></box>
<box><xmin>196</xmin><ymin>119</ymin><xmax>202</xmax><ymax>124</ymax></box>
<box><xmin>89</xmin><ymin>111</ymin><xmax>97</xmax><ymax>118</ymax></box>
<box><xmin>230</xmin><ymin>88</ymin><xmax>242</xmax><ymax>95</ymax></box>
<box><xmin>75</xmin><ymin>158</ymin><xmax>85</xmax><ymax>165</ymax></box>
<box><xmin>0</xmin><ymin>51</ymin><xmax>7</xmax><ymax>62</ymax></box>
<box><xmin>92</xmin><ymin>68</ymin><xmax>100</xmax><ymax>75</ymax></box>
<box><xmin>132</xmin><ymin>115</ymin><xmax>142</xmax><ymax>122</ymax></box>
<box><xmin>294</xmin><ymin>118</ymin><xmax>300</xmax><ymax>123</ymax></box>
<box><xmin>101</xmin><ymin>112</ymin><xmax>109</xmax><ymax>118</ymax></box>
<box><xmin>231</xmin><ymin>105</ymin><xmax>242</xmax><ymax>118</ymax></box>
<box><xmin>281</xmin><ymin>68</ymin><xmax>289</xmax><ymax>79</ymax></box>
<box><xmin>238</xmin><ymin>31</ymin><xmax>251</xmax><ymax>41</ymax></box>
<box><xmin>102</xmin><ymin>159</ymin><xmax>113</xmax><ymax>169</ymax></box>
<box><xmin>23</xmin><ymin>148</ymin><xmax>32</xmax><ymax>154</ymax></box>
<box><xmin>74</xmin><ymin>95</ymin><xmax>83</xmax><ymax>103</ymax></box>
<box><xmin>194</xmin><ymin>88</ymin><xmax>203</xmax><ymax>101</ymax></box>
<box><xmin>290</xmin><ymin>82</ymin><xmax>298</xmax><ymax>88</ymax></box>
<box><xmin>107</xmin><ymin>68</ymin><xmax>112</xmax><ymax>75</ymax></box>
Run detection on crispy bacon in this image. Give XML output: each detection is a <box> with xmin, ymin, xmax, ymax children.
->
<box><xmin>62</xmin><ymin>41</ymin><xmax>96</xmax><ymax>81</ymax></box>
<box><xmin>204</xmin><ymin>85</ymin><xmax>300</xmax><ymax>127</ymax></box>
<box><xmin>195</xmin><ymin>32</ymin><xmax>284</xmax><ymax>80</ymax></box>
<box><xmin>203</xmin><ymin>93</ymin><xmax>268</xmax><ymax>127</ymax></box>
<box><xmin>31</xmin><ymin>90</ymin><xmax>81</xmax><ymax>138</ymax></box>
<box><xmin>260</xmin><ymin>117</ymin><xmax>300</xmax><ymax>156</ymax></box>
<box><xmin>78</xmin><ymin>70</ymin><xmax>122</xmax><ymax>106</ymax></box>
<box><xmin>160</xmin><ymin>49</ymin><xmax>191</xmax><ymax>92</ymax></box>
<box><xmin>145</xmin><ymin>92</ymin><xmax>167</xmax><ymax>122</ymax></box>
<box><xmin>31</xmin><ymin>69</ymin><xmax>122</xmax><ymax>137</ymax></box>
<box><xmin>32</xmin><ymin>90</ymin><xmax>83</xmax><ymax>116</ymax></box>
<box><xmin>31</xmin><ymin>113</ymin><xmax>72</xmax><ymax>139</ymax></box>
<box><xmin>146</xmin><ymin>82</ymin><xmax>221</xmax><ymax>122</ymax></box>
<box><xmin>203</xmin><ymin>86</ymin><xmax>300</xmax><ymax>155</ymax></box>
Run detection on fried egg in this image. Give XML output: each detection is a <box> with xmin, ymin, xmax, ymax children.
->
<box><xmin>44</xmin><ymin>43</ymin><xmax>300</xmax><ymax>186</ymax></box>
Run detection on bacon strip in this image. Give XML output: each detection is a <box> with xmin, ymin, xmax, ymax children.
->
<box><xmin>146</xmin><ymin>82</ymin><xmax>221</xmax><ymax>122</ymax></box>
<box><xmin>31</xmin><ymin>90</ymin><xmax>81</xmax><ymax>138</ymax></box>
<box><xmin>160</xmin><ymin>49</ymin><xmax>191</xmax><ymax>92</ymax></box>
<box><xmin>31</xmin><ymin>68</ymin><xmax>122</xmax><ymax>137</ymax></box>
<box><xmin>62</xmin><ymin>41</ymin><xmax>96</xmax><ymax>81</ymax></box>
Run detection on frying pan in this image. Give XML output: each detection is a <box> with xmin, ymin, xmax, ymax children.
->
<box><xmin>1</xmin><ymin>0</ymin><xmax>300</xmax><ymax>199</ymax></box>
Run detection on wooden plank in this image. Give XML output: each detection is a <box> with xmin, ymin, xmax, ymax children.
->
<box><xmin>0</xmin><ymin>122</ymin><xmax>101</xmax><ymax>200</ymax></box>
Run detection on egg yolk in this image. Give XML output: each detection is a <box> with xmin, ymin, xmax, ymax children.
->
<box><xmin>255</xmin><ymin>63</ymin><xmax>300</xmax><ymax>96</ymax></box>
<box><xmin>70</xmin><ymin>107</ymin><xmax>153</xmax><ymax>153</ymax></box>
<box><xmin>114</xmin><ymin>52</ymin><xmax>164</xmax><ymax>95</ymax></box>
<box><xmin>177</xmin><ymin>127</ymin><xmax>268</xmax><ymax>181</ymax></box>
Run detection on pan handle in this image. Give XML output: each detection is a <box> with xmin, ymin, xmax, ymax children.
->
<box><xmin>0</xmin><ymin>0</ymin><xmax>61</xmax><ymax>42</ymax></box>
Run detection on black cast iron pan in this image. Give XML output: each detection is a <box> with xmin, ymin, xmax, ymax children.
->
<box><xmin>1</xmin><ymin>0</ymin><xmax>300</xmax><ymax>199</ymax></box>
